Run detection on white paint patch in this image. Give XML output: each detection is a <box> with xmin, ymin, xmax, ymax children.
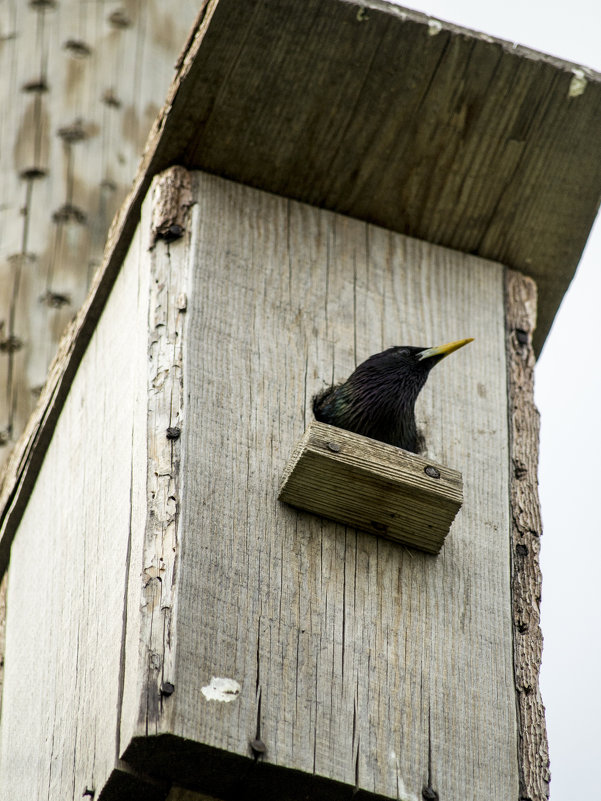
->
<box><xmin>568</xmin><ymin>69</ymin><xmax>587</xmax><ymax>99</ymax></box>
<box><xmin>395</xmin><ymin>773</ymin><xmax>420</xmax><ymax>801</ymax></box>
<box><xmin>428</xmin><ymin>19</ymin><xmax>442</xmax><ymax>36</ymax></box>
<box><xmin>201</xmin><ymin>676</ymin><xmax>241</xmax><ymax>702</ymax></box>
<box><xmin>390</xmin><ymin>752</ymin><xmax>420</xmax><ymax>801</ymax></box>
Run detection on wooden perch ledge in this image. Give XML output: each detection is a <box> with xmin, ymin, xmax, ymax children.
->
<box><xmin>279</xmin><ymin>421</ymin><xmax>463</xmax><ymax>554</ymax></box>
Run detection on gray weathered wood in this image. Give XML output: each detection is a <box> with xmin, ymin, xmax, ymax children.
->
<box><xmin>505</xmin><ymin>269</ymin><xmax>550</xmax><ymax>801</ymax></box>
<box><xmin>279</xmin><ymin>421</ymin><xmax>463</xmax><ymax>553</ymax></box>
<box><xmin>117</xmin><ymin>0</ymin><xmax>601</xmax><ymax>354</ymax></box>
<box><xmin>2</xmin><ymin>0</ymin><xmax>598</xmax><ymax>581</ymax></box>
<box><xmin>0</xmin><ymin>208</ymin><xmax>149</xmax><ymax>801</ymax></box>
<box><xmin>120</xmin><ymin>168</ymin><xmax>192</xmax><ymax>751</ymax></box>
<box><xmin>0</xmin><ymin>0</ymin><xmax>201</xmax><ymax>469</ymax></box>
<box><xmin>118</xmin><ymin>171</ymin><xmax>517</xmax><ymax>800</ymax></box>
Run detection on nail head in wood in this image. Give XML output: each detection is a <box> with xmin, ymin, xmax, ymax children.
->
<box><xmin>250</xmin><ymin>738</ymin><xmax>266</xmax><ymax>755</ymax></box>
<box><xmin>279</xmin><ymin>422</ymin><xmax>463</xmax><ymax>554</ymax></box>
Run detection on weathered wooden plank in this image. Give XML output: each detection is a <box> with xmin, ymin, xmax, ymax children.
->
<box><xmin>0</xmin><ymin>1</ymin><xmax>203</xmax><ymax>573</ymax></box>
<box><xmin>0</xmin><ymin>0</ymin><xmax>201</xmax><ymax>469</ymax></box>
<box><xmin>124</xmin><ymin>167</ymin><xmax>192</xmax><ymax>746</ymax></box>
<box><xmin>505</xmin><ymin>269</ymin><xmax>550</xmax><ymax>801</ymax></box>
<box><xmin>0</xmin><ymin>216</ymin><xmax>148</xmax><ymax>800</ymax></box>
<box><xmin>118</xmin><ymin>172</ymin><xmax>516</xmax><ymax>799</ymax></box>
<box><xmin>279</xmin><ymin>421</ymin><xmax>463</xmax><ymax>553</ymax></box>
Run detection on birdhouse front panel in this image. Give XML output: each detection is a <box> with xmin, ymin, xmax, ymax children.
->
<box><xmin>134</xmin><ymin>172</ymin><xmax>518</xmax><ymax>799</ymax></box>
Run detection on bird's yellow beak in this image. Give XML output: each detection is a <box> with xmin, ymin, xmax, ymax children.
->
<box><xmin>417</xmin><ymin>338</ymin><xmax>474</xmax><ymax>362</ymax></box>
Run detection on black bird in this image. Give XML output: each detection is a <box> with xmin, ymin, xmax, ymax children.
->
<box><xmin>312</xmin><ymin>338</ymin><xmax>473</xmax><ymax>453</ymax></box>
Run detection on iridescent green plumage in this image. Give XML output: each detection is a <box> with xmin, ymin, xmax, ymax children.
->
<box><xmin>313</xmin><ymin>339</ymin><xmax>473</xmax><ymax>453</ymax></box>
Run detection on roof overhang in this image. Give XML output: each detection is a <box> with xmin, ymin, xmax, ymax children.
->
<box><xmin>157</xmin><ymin>0</ymin><xmax>601</xmax><ymax>353</ymax></box>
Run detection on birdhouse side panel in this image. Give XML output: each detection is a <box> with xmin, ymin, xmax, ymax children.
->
<box><xmin>169</xmin><ymin>173</ymin><xmax>518</xmax><ymax>799</ymax></box>
<box><xmin>0</xmin><ymin>222</ymin><xmax>150</xmax><ymax>800</ymax></box>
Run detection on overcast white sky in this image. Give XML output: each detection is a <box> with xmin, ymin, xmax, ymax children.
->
<box><xmin>393</xmin><ymin>1</ymin><xmax>601</xmax><ymax>798</ymax></box>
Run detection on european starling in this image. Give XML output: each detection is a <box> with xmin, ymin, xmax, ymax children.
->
<box><xmin>312</xmin><ymin>338</ymin><xmax>473</xmax><ymax>453</ymax></box>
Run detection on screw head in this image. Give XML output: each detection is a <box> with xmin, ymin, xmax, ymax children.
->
<box><xmin>424</xmin><ymin>465</ymin><xmax>440</xmax><ymax>479</ymax></box>
<box><xmin>327</xmin><ymin>441</ymin><xmax>341</xmax><ymax>453</ymax></box>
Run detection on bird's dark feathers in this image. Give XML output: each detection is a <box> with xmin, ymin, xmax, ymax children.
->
<box><xmin>313</xmin><ymin>345</ymin><xmax>454</xmax><ymax>453</ymax></box>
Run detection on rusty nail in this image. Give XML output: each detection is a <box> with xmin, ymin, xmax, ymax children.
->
<box><xmin>166</xmin><ymin>427</ymin><xmax>181</xmax><ymax>440</ymax></box>
<box><xmin>160</xmin><ymin>681</ymin><xmax>175</xmax><ymax>697</ymax></box>
<box><xmin>424</xmin><ymin>466</ymin><xmax>440</xmax><ymax>479</ymax></box>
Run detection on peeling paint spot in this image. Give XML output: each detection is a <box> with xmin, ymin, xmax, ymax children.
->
<box><xmin>22</xmin><ymin>78</ymin><xmax>49</xmax><ymax>93</ymax></box>
<box><xmin>108</xmin><ymin>9</ymin><xmax>132</xmax><ymax>29</ymax></box>
<box><xmin>63</xmin><ymin>38</ymin><xmax>92</xmax><ymax>59</ymax></box>
<box><xmin>57</xmin><ymin>120</ymin><xmax>88</xmax><ymax>144</ymax></box>
<box><xmin>102</xmin><ymin>88</ymin><xmax>122</xmax><ymax>108</ymax></box>
<box><xmin>40</xmin><ymin>290</ymin><xmax>71</xmax><ymax>308</ymax></box>
<box><xmin>20</xmin><ymin>167</ymin><xmax>47</xmax><ymax>180</ymax></box>
<box><xmin>201</xmin><ymin>677</ymin><xmax>241</xmax><ymax>703</ymax></box>
<box><xmin>427</xmin><ymin>19</ymin><xmax>442</xmax><ymax>36</ymax></box>
<box><xmin>568</xmin><ymin>69</ymin><xmax>587</xmax><ymax>98</ymax></box>
<box><xmin>52</xmin><ymin>203</ymin><xmax>87</xmax><ymax>225</ymax></box>
<box><xmin>0</xmin><ymin>335</ymin><xmax>24</xmax><ymax>354</ymax></box>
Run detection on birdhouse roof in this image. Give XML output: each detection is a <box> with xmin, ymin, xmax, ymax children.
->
<box><xmin>144</xmin><ymin>0</ymin><xmax>601</xmax><ymax>353</ymax></box>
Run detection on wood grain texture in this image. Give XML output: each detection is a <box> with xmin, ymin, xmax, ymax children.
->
<box><xmin>121</xmin><ymin>172</ymin><xmax>517</xmax><ymax>800</ymax></box>
<box><xmin>2</xmin><ymin>0</ymin><xmax>596</xmax><ymax>581</ymax></box>
<box><xmin>133</xmin><ymin>169</ymin><xmax>190</xmax><ymax>739</ymax></box>
<box><xmin>279</xmin><ymin>421</ymin><xmax>463</xmax><ymax>553</ymax></box>
<box><xmin>0</xmin><ymin>219</ymin><xmax>148</xmax><ymax>800</ymax></box>
<box><xmin>505</xmin><ymin>269</ymin><xmax>550</xmax><ymax>801</ymax></box>
<box><xmin>128</xmin><ymin>0</ymin><xmax>601</xmax><ymax>354</ymax></box>
<box><xmin>0</xmin><ymin>0</ymin><xmax>201</xmax><ymax>469</ymax></box>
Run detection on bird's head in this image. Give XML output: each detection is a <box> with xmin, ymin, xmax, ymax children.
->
<box><xmin>352</xmin><ymin>338</ymin><xmax>474</xmax><ymax>404</ymax></box>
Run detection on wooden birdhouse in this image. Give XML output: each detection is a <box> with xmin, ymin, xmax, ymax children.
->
<box><xmin>1</xmin><ymin>2</ymin><xmax>600</xmax><ymax>800</ymax></box>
